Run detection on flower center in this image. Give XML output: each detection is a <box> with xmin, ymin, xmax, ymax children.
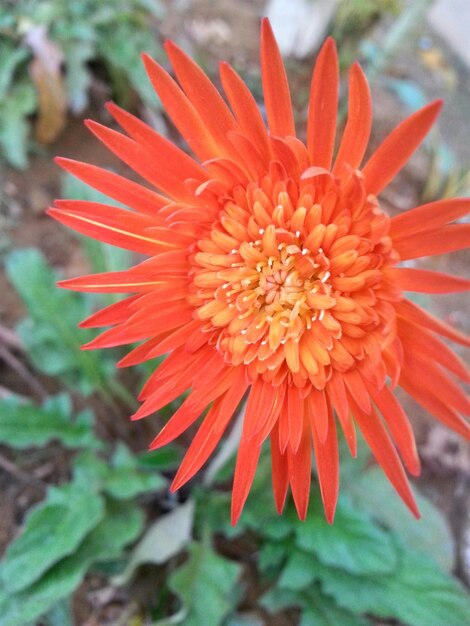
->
<box><xmin>189</xmin><ymin>172</ymin><xmax>398</xmax><ymax>388</ymax></box>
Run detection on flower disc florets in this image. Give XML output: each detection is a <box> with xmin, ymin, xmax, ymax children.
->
<box><xmin>192</xmin><ymin>170</ymin><xmax>397</xmax><ymax>390</ymax></box>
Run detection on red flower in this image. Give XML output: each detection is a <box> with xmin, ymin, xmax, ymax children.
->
<box><xmin>49</xmin><ymin>19</ymin><xmax>470</xmax><ymax>524</ymax></box>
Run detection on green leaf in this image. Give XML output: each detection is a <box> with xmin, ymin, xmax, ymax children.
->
<box><xmin>312</xmin><ymin>549</ymin><xmax>470</xmax><ymax>626</ymax></box>
<box><xmin>300</xmin><ymin>587</ymin><xmax>370</xmax><ymax>626</ymax></box>
<box><xmin>138</xmin><ymin>446</ymin><xmax>181</xmax><ymax>471</ymax></box>
<box><xmin>62</xmin><ymin>39</ymin><xmax>94</xmax><ymax>114</ymax></box>
<box><xmin>0</xmin><ymin>393</ymin><xmax>100</xmax><ymax>450</ymax></box>
<box><xmin>278</xmin><ymin>550</ymin><xmax>316</xmax><ymax>591</ymax></box>
<box><xmin>295</xmin><ymin>494</ymin><xmax>398</xmax><ymax>575</ymax></box>
<box><xmin>113</xmin><ymin>499</ymin><xmax>194</xmax><ymax>586</ymax></box>
<box><xmin>0</xmin><ymin>42</ymin><xmax>29</xmax><ymax>100</ymax></box>
<box><xmin>0</xmin><ymin>81</ymin><xmax>37</xmax><ymax>168</ymax></box>
<box><xmin>72</xmin><ymin>446</ymin><xmax>166</xmax><ymax>501</ymax></box>
<box><xmin>4</xmin><ymin>248</ymin><xmax>115</xmax><ymax>396</ymax></box>
<box><xmin>104</xmin><ymin>443</ymin><xmax>167</xmax><ymax>500</ymax></box>
<box><xmin>347</xmin><ymin>467</ymin><xmax>455</xmax><ymax>571</ymax></box>
<box><xmin>261</xmin><ymin>584</ymin><xmax>369</xmax><ymax>626</ymax></box>
<box><xmin>0</xmin><ymin>482</ymin><xmax>105</xmax><ymax>593</ymax></box>
<box><xmin>0</xmin><ymin>501</ymin><xmax>143</xmax><ymax>626</ymax></box>
<box><xmin>169</xmin><ymin>540</ymin><xmax>241</xmax><ymax>626</ymax></box>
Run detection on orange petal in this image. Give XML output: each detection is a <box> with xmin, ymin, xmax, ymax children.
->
<box><xmin>349</xmin><ymin>397</ymin><xmax>420</xmax><ymax>518</ymax></box>
<box><xmin>399</xmin><ymin>320</ymin><xmax>469</xmax><ymax>382</ymax></box>
<box><xmin>333</xmin><ymin>62</ymin><xmax>372</xmax><ymax>173</ymax></box>
<box><xmin>79</xmin><ymin>295</ymin><xmax>139</xmax><ymax>329</ymax></box>
<box><xmin>362</xmin><ymin>100</ymin><xmax>442</xmax><ymax>196</ymax></box>
<box><xmin>390</xmin><ymin>198</ymin><xmax>470</xmax><ymax>239</ymax></box>
<box><xmin>142</xmin><ymin>53</ymin><xmax>220</xmax><ymax>161</ymax></box>
<box><xmin>287</xmin><ymin>386</ymin><xmax>304</xmax><ymax>453</ymax></box>
<box><xmin>231</xmin><ymin>438</ymin><xmax>262</xmax><ymax>525</ymax></box>
<box><xmin>106</xmin><ymin>101</ymin><xmax>209</xmax><ymax>182</ymax></box>
<box><xmin>85</xmin><ymin>120</ymin><xmax>195</xmax><ymax>202</ymax></box>
<box><xmin>388</xmin><ymin>267</ymin><xmax>470</xmax><ymax>293</ymax></box>
<box><xmin>327</xmin><ymin>372</ymin><xmax>356</xmax><ymax>456</ymax></box>
<box><xmin>393</xmin><ymin>224</ymin><xmax>470</xmax><ymax>260</ymax></box>
<box><xmin>270</xmin><ymin>420</ymin><xmax>289</xmax><ymax>514</ymax></box>
<box><xmin>369</xmin><ymin>384</ymin><xmax>421</xmax><ymax>476</ymax></box>
<box><xmin>219</xmin><ymin>61</ymin><xmax>270</xmax><ymax>163</ymax></box>
<box><xmin>48</xmin><ymin>201</ymin><xmax>167</xmax><ymax>255</ymax></box>
<box><xmin>307</xmin><ymin>37</ymin><xmax>339</xmax><ymax>169</ymax></box>
<box><xmin>395</xmin><ymin>298</ymin><xmax>470</xmax><ymax>348</ymax></box>
<box><xmin>400</xmin><ymin>373</ymin><xmax>470</xmax><ymax>440</ymax></box>
<box><xmin>311</xmin><ymin>404</ymin><xmax>339</xmax><ymax>523</ymax></box>
<box><xmin>260</xmin><ymin>18</ymin><xmax>295</xmax><ymax>137</ymax></box>
<box><xmin>55</xmin><ymin>157</ymin><xmax>168</xmax><ymax>215</ymax></box>
<box><xmin>287</xmin><ymin>421</ymin><xmax>312</xmax><ymax>520</ymax></box>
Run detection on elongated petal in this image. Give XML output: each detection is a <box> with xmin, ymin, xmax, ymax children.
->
<box><xmin>393</xmin><ymin>224</ymin><xmax>470</xmax><ymax>260</ymax></box>
<box><xmin>48</xmin><ymin>201</ymin><xmax>166</xmax><ymax>255</ymax></box>
<box><xmin>311</xmin><ymin>405</ymin><xmax>339</xmax><ymax>523</ymax></box>
<box><xmin>219</xmin><ymin>61</ymin><xmax>270</xmax><ymax>162</ymax></box>
<box><xmin>164</xmin><ymin>41</ymin><xmax>239</xmax><ymax>159</ymax></box>
<box><xmin>142</xmin><ymin>53</ymin><xmax>220</xmax><ymax>160</ymax></box>
<box><xmin>270</xmin><ymin>421</ymin><xmax>289</xmax><ymax>514</ymax></box>
<box><xmin>55</xmin><ymin>157</ymin><xmax>168</xmax><ymax>215</ymax></box>
<box><xmin>333</xmin><ymin>62</ymin><xmax>372</xmax><ymax>173</ymax></box>
<box><xmin>395</xmin><ymin>299</ymin><xmax>470</xmax><ymax>347</ymax></box>
<box><xmin>307</xmin><ymin>37</ymin><xmax>339</xmax><ymax>169</ymax></box>
<box><xmin>400</xmin><ymin>373</ymin><xmax>470</xmax><ymax>440</ymax></box>
<box><xmin>349</xmin><ymin>398</ymin><xmax>420</xmax><ymax>518</ymax></box>
<box><xmin>106</xmin><ymin>101</ymin><xmax>209</xmax><ymax>182</ymax></box>
<box><xmin>390</xmin><ymin>198</ymin><xmax>470</xmax><ymax>239</ymax></box>
<box><xmin>287</xmin><ymin>422</ymin><xmax>312</xmax><ymax>520</ymax></box>
<box><xmin>369</xmin><ymin>384</ymin><xmax>420</xmax><ymax>476</ymax></box>
<box><xmin>388</xmin><ymin>267</ymin><xmax>470</xmax><ymax>293</ymax></box>
<box><xmin>362</xmin><ymin>100</ymin><xmax>442</xmax><ymax>196</ymax></box>
<box><xmin>260</xmin><ymin>18</ymin><xmax>295</xmax><ymax>137</ymax></box>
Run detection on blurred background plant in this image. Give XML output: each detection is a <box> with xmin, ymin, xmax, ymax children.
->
<box><xmin>0</xmin><ymin>0</ymin><xmax>165</xmax><ymax>169</ymax></box>
<box><xmin>0</xmin><ymin>0</ymin><xmax>469</xmax><ymax>624</ymax></box>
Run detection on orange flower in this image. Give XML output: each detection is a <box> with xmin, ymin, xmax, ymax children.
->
<box><xmin>49</xmin><ymin>19</ymin><xmax>470</xmax><ymax>525</ymax></box>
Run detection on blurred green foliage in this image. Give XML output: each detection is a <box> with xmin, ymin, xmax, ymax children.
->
<box><xmin>0</xmin><ymin>0</ymin><xmax>165</xmax><ymax>168</ymax></box>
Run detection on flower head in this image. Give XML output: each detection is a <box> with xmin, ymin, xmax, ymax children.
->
<box><xmin>50</xmin><ymin>19</ymin><xmax>470</xmax><ymax>524</ymax></box>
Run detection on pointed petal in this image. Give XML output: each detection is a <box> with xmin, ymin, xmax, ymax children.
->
<box><xmin>388</xmin><ymin>267</ymin><xmax>470</xmax><ymax>293</ymax></box>
<box><xmin>219</xmin><ymin>61</ymin><xmax>270</xmax><ymax>162</ymax></box>
<box><xmin>327</xmin><ymin>372</ymin><xmax>357</xmax><ymax>456</ymax></box>
<box><xmin>48</xmin><ymin>201</ymin><xmax>166</xmax><ymax>255</ymax></box>
<box><xmin>307</xmin><ymin>37</ymin><xmax>339</xmax><ymax>169</ymax></box>
<box><xmin>79</xmin><ymin>295</ymin><xmax>140</xmax><ymax>330</ymax></box>
<box><xmin>287</xmin><ymin>421</ymin><xmax>312</xmax><ymax>520</ymax></box>
<box><xmin>333</xmin><ymin>62</ymin><xmax>372</xmax><ymax>173</ymax></box>
<box><xmin>395</xmin><ymin>298</ymin><xmax>470</xmax><ymax>348</ymax></box>
<box><xmin>142</xmin><ymin>53</ymin><xmax>220</xmax><ymax>160</ymax></box>
<box><xmin>392</xmin><ymin>224</ymin><xmax>470</xmax><ymax>260</ymax></box>
<box><xmin>362</xmin><ymin>100</ymin><xmax>442</xmax><ymax>196</ymax></box>
<box><xmin>400</xmin><ymin>373</ymin><xmax>470</xmax><ymax>440</ymax></box>
<box><xmin>164</xmin><ymin>41</ymin><xmax>239</xmax><ymax>158</ymax></box>
<box><xmin>85</xmin><ymin>120</ymin><xmax>196</xmax><ymax>202</ymax></box>
<box><xmin>390</xmin><ymin>198</ymin><xmax>470</xmax><ymax>239</ymax></box>
<box><xmin>270</xmin><ymin>420</ymin><xmax>289</xmax><ymax>514</ymax></box>
<box><xmin>231</xmin><ymin>438</ymin><xmax>262</xmax><ymax>526</ymax></box>
<box><xmin>260</xmin><ymin>18</ymin><xmax>295</xmax><ymax>137</ymax></box>
<box><xmin>106</xmin><ymin>101</ymin><xmax>209</xmax><ymax>182</ymax></box>
<box><xmin>311</xmin><ymin>404</ymin><xmax>339</xmax><ymax>523</ymax></box>
<box><xmin>306</xmin><ymin>389</ymin><xmax>328</xmax><ymax>443</ymax></box>
<box><xmin>55</xmin><ymin>157</ymin><xmax>168</xmax><ymax>215</ymax></box>
<box><xmin>369</xmin><ymin>384</ymin><xmax>421</xmax><ymax>476</ymax></box>
<box><xmin>349</xmin><ymin>397</ymin><xmax>420</xmax><ymax>518</ymax></box>
<box><xmin>287</xmin><ymin>386</ymin><xmax>304</xmax><ymax>453</ymax></box>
